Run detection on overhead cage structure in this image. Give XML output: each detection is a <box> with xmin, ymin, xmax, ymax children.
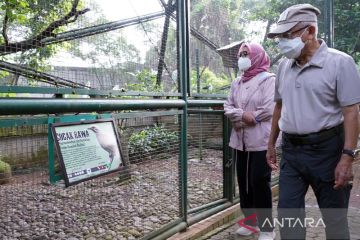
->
<box><xmin>0</xmin><ymin>0</ymin><xmax>359</xmax><ymax>239</ymax></box>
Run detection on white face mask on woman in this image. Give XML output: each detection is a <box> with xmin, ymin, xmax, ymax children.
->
<box><xmin>278</xmin><ymin>27</ymin><xmax>308</xmax><ymax>59</ymax></box>
<box><xmin>237</xmin><ymin>57</ymin><xmax>251</xmax><ymax>71</ymax></box>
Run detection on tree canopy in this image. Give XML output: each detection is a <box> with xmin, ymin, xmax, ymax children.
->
<box><xmin>240</xmin><ymin>0</ymin><xmax>360</xmax><ymax>62</ymax></box>
<box><xmin>0</xmin><ymin>0</ymin><xmax>89</xmax><ymax>84</ymax></box>
<box><xmin>0</xmin><ymin>0</ymin><xmax>89</xmax><ymax>55</ymax></box>
<box><xmin>0</xmin><ymin>0</ymin><xmax>358</xmax><ymax>93</ymax></box>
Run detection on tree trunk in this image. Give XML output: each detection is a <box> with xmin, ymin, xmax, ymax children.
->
<box><xmin>263</xmin><ymin>20</ymin><xmax>272</xmax><ymax>43</ymax></box>
<box><xmin>156</xmin><ymin>1</ymin><xmax>175</xmax><ymax>88</ymax></box>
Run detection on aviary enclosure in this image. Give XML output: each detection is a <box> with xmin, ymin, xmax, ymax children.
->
<box><xmin>0</xmin><ymin>0</ymin><xmax>358</xmax><ymax>239</ymax></box>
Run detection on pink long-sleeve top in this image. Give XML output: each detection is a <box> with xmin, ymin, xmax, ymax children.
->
<box><xmin>224</xmin><ymin>71</ymin><xmax>276</xmax><ymax>151</ymax></box>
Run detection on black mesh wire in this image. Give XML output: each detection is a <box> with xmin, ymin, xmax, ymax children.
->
<box><xmin>187</xmin><ymin>113</ymin><xmax>224</xmax><ymax>209</ymax></box>
<box><xmin>0</xmin><ymin>0</ymin><xmax>359</xmax><ymax>239</ymax></box>
<box><xmin>0</xmin><ymin>125</ymin><xmax>48</xmax><ymax>175</ymax></box>
<box><xmin>0</xmin><ymin>113</ymin><xmax>181</xmax><ymax>239</ymax></box>
<box><xmin>0</xmin><ymin>0</ymin><xmax>179</xmax><ymax>95</ymax></box>
<box><xmin>188</xmin><ymin>0</ymin><xmax>332</xmax><ymax>96</ymax></box>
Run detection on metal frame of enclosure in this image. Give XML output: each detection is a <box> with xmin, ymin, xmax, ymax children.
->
<box><xmin>0</xmin><ymin>0</ymin><xmax>336</xmax><ymax>239</ymax></box>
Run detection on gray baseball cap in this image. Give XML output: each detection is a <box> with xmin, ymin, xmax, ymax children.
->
<box><xmin>267</xmin><ymin>4</ymin><xmax>321</xmax><ymax>38</ymax></box>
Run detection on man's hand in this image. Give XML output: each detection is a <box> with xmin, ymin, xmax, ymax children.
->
<box><xmin>336</xmin><ymin>104</ymin><xmax>358</xmax><ymax>189</ymax></box>
<box><xmin>266</xmin><ymin>146</ymin><xmax>278</xmax><ymax>170</ymax></box>
<box><xmin>334</xmin><ymin>155</ymin><xmax>353</xmax><ymax>190</ymax></box>
<box><xmin>242</xmin><ymin>112</ymin><xmax>256</xmax><ymax>126</ymax></box>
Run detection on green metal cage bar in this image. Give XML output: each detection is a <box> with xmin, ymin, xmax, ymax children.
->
<box><xmin>0</xmin><ymin>110</ymin><xmax>184</xmax><ymax>128</ymax></box>
<box><xmin>188</xmin><ymin>99</ymin><xmax>225</xmax><ymax>107</ymax></box>
<box><xmin>0</xmin><ymin>98</ymin><xmax>186</xmax><ymax>115</ymax></box>
<box><xmin>178</xmin><ymin>0</ymin><xmax>190</xmax><ymax>223</ymax></box>
<box><xmin>0</xmin><ymin>86</ymin><xmax>182</xmax><ymax>97</ymax></box>
<box><xmin>0</xmin><ymin>0</ymin><xmax>338</xmax><ymax>238</ymax></box>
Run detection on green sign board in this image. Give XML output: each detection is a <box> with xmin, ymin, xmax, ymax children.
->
<box><xmin>51</xmin><ymin>119</ymin><xmax>124</xmax><ymax>186</ymax></box>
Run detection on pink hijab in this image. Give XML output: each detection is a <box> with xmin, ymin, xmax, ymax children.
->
<box><xmin>238</xmin><ymin>42</ymin><xmax>270</xmax><ymax>82</ymax></box>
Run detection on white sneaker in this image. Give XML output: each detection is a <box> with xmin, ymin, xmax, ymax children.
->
<box><xmin>258</xmin><ymin>231</ymin><xmax>276</xmax><ymax>240</ymax></box>
<box><xmin>235</xmin><ymin>225</ymin><xmax>260</xmax><ymax>236</ymax></box>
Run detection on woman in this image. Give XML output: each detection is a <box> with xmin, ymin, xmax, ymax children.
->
<box><xmin>224</xmin><ymin>42</ymin><xmax>275</xmax><ymax>240</ymax></box>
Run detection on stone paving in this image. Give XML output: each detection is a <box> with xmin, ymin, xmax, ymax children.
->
<box><xmin>206</xmin><ymin>161</ymin><xmax>360</xmax><ymax>240</ymax></box>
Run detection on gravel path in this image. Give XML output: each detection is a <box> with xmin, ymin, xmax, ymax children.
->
<box><xmin>0</xmin><ymin>148</ymin><xmax>224</xmax><ymax>240</ymax></box>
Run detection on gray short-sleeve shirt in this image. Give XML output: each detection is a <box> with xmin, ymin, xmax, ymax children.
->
<box><xmin>275</xmin><ymin>40</ymin><xmax>360</xmax><ymax>134</ymax></box>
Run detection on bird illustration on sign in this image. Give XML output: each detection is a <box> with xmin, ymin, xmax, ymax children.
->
<box><xmin>88</xmin><ymin>125</ymin><xmax>122</xmax><ymax>170</ymax></box>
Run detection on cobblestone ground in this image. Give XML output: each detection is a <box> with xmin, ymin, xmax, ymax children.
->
<box><xmin>207</xmin><ymin>161</ymin><xmax>360</xmax><ymax>240</ymax></box>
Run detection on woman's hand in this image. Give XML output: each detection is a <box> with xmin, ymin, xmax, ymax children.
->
<box><xmin>242</xmin><ymin>112</ymin><xmax>256</xmax><ymax>126</ymax></box>
<box><xmin>233</xmin><ymin>121</ymin><xmax>243</xmax><ymax>131</ymax></box>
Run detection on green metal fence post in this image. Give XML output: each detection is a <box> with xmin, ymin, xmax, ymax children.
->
<box><xmin>178</xmin><ymin>0</ymin><xmax>190</xmax><ymax>222</ymax></box>
<box><xmin>48</xmin><ymin>118</ymin><xmax>56</xmax><ymax>184</ymax></box>
<box><xmin>196</xmin><ymin>48</ymin><xmax>200</xmax><ymax>93</ymax></box>
<box><xmin>195</xmin><ymin>49</ymin><xmax>203</xmax><ymax>161</ymax></box>
<box><xmin>199</xmin><ymin>112</ymin><xmax>203</xmax><ymax>161</ymax></box>
<box><xmin>223</xmin><ymin>115</ymin><xmax>234</xmax><ymax>201</ymax></box>
<box><xmin>47</xmin><ymin>117</ymin><xmax>63</xmax><ymax>183</ymax></box>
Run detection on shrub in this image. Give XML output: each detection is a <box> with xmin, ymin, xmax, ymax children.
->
<box><xmin>128</xmin><ymin>124</ymin><xmax>178</xmax><ymax>159</ymax></box>
<box><xmin>127</xmin><ymin>69</ymin><xmax>163</xmax><ymax>92</ymax></box>
<box><xmin>0</xmin><ymin>159</ymin><xmax>12</xmax><ymax>185</ymax></box>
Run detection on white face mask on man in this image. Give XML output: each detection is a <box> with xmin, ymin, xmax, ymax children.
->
<box><xmin>278</xmin><ymin>27</ymin><xmax>308</xmax><ymax>59</ymax></box>
<box><xmin>237</xmin><ymin>57</ymin><xmax>251</xmax><ymax>71</ymax></box>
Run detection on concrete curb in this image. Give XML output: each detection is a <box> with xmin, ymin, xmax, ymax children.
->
<box><xmin>169</xmin><ymin>185</ymin><xmax>279</xmax><ymax>240</ymax></box>
<box><xmin>168</xmin><ymin>205</ymin><xmax>241</xmax><ymax>240</ymax></box>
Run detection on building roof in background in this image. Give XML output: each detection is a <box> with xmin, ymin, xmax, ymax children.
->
<box><xmin>216</xmin><ymin>40</ymin><xmax>244</xmax><ymax>68</ymax></box>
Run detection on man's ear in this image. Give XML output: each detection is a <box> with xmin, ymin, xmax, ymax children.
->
<box><xmin>307</xmin><ymin>26</ymin><xmax>316</xmax><ymax>40</ymax></box>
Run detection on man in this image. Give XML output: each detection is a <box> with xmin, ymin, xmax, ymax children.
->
<box><xmin>266</xmin><ymin>4</ymin><xmax>360</xmax><ymax>239</ymax></box>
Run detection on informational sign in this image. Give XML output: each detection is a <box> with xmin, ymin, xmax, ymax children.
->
<box><xmin>51</xmin><ymin>119</ymin><xmax>124</xmax><ymax>186</ymax></box>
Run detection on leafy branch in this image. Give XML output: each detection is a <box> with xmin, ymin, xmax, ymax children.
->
<box><xmin>0</xmin><ymin>0</ymin><xmax>90</xmax><ymax>55</ymax></box>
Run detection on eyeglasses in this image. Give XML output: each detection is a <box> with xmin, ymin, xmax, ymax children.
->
<box><xmin>278</xmin><ymin>25</ymin><xmax>309</xmax><ymax>39</ymax></box>
<box><xmin>238</xmin><ymin>51</ymin><xmax>249</xmax><ymax>58</ymax></box>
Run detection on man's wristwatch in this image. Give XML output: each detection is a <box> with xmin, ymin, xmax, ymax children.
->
<box><xmin>342</xmin><ymin>149</ymin><xmax>356</xmax><ymax>158</ymax></box>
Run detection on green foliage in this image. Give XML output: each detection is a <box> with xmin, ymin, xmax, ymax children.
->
<box><xmin>0</xmin><ymin>70</ymin><xmax>9</xmax><ymax>79</ymax></box>
<box><xmin>71</xmin><ymin>32</ymin><xmax>140</xmax><ymax>68</ymax></box>
<box><xmin>69</xmin><ymin>11</ymin><xmax>141</xmax><ymax>89</ymax></box>
<box><xmin>0</xmin><ymin>158</ymin><xmax>11</xmax><ymax>184</ymax></box>
<box><xmin>191</xmin><ymin>0</ymin><xmax>244</xmax><ymax>44</ymax></box>
<box><xmin>333</xmin><ymin>1</ymin><xmax>360</xmax><ymax>62</ymax></box>
<box><xmin>1</xmin><ymin>145</ymin><xmax>48</xmax><ymax>171</ymax></box>
<box><xmin>0</xmin><ymin>92</ymin><xmax>16</xmax><ymax>97</ymax></box>
<box><xmin>0</xmin><ymin>0</ymin><xmax>30</xmax><ymax>25</ymax></box>
<box><xmin>239</xmin><ymin>0</ymin><xmax>324</xmax><ymax>67</ymax></box>
<box><xmin>127</xmin><ymin>69</ymin><xmax>162</xmax><ymax>92</ymax></box>
<box><xmin>190</xmin><ymin>68</ymin><xmax>229</xmax><ymax>93</ymax></box>
<box><xmin>0</xmin><ymin>0</ymin><xmax>86</xmax><ymax>75</ymax></box>
<box><xmin>128</xmin><ymin>124</ymin><xmax>178</xmax><ymax>158</ymax></box>
<box><xmin>190</xmin><ymin>0</ymin><xmax>245</xmax><ymax>79</ymax></box>
<box><xmin>241</xmin><ymin>0</ymin><xmax>360</xmax><ymax>63</ymax></box>
<box><xmin>240</xmin><ymin>0</ymin><xmax>324</xmax><ymax>23</ymax></box>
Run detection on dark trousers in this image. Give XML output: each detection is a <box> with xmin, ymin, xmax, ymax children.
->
<box><xmin>235</xmin><ymin>149</ymin><xmax>273</xmax><ymax>232</ymax></box>
<box><xmin>278</xmin><ymin>131</ymin><xmax>352</xmax><ymax>240</ymax></box>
